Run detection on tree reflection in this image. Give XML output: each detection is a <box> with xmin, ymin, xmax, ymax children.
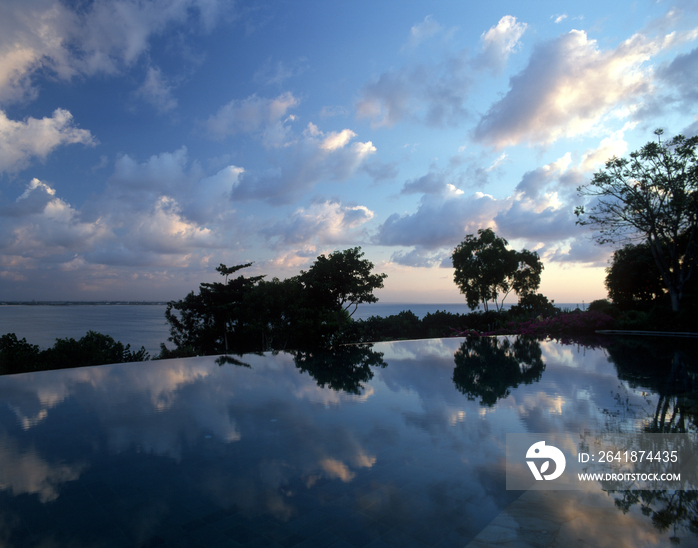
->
<box><xmin>215</xmin><ymin>354</ymin><xmax>251</xmax><ymax>368</ymax></box>
<box><xmin>599</xmin><ymin>337</ymin><xmax>698</xmax><ymax>544</ymax></box>
<box><xmin>452</xmin><ymin>336</ymin><xmax>545</xmax><ymax>406</ymax></box>
<box><xmin>608</xmin><ymin>338</ymin><xmax>698</xmax><ymax>433</ymax></box>
<box><xmin>292</xmin><ymin>345</ymin><xmax>386</xmax><ymax>395</ymax></box>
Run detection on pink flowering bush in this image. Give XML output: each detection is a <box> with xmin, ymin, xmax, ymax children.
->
<box><xmin>451</xmin><ymin>310</ymin><xmax>615</xmax><ymax>339</ymax></box>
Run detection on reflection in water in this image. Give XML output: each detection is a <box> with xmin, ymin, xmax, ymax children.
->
<box><xmin>0</xmin><ymin>337</ymin><xmax>695</xmax><ymax>546</ymax></box>
<box><xmin>452</xmin><ymin>336</ymin><xmax>545</xmax><ymax>406</ymax></box>
<box><xmin>292</xmin><ymin>344</ymin><xmax>386</xmax><ymax>394</ymax></box>
<box><xmin>598</xmin><ymin>337</ymin><xmax>698</xmax><ymax>544</ymax></box>
<box><xmin>215</xmin><ymin>354</ymin><xmax>251</xmax><ymax>368</ymax></box>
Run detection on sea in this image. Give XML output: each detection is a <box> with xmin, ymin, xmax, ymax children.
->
<box><xmin>0</xmin><ymin>301</ymin><xmax>586</xmax><ymax>357</ymax></box>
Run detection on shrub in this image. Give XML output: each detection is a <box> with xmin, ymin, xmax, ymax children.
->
<box><xmin>508</xmin><ymin>293</ymin><xmax>558</xmax><ymax>319</ymax></box>
<box><xmin>587</xmin><ymin>299</ymin><xmax>620</xmax><ymax>317</ymax></box>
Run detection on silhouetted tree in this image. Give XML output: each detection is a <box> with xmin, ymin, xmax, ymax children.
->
<box><xmin>164</xmin><ymin>262</ymin><xmax>264</xmax><ymax>355</ymax></box>
<box><xmin>451</xmin><ymin>229</ymin><xmax>543</xmax><ymax>311</ymax></box>
<box><xmin>300</xmin><ymin>247</ymin><xmax>387</xmax><ymax>331</ymax></box>
<box><xmin>576</xmin><ymin>130</ymin><xmax>698</xmax><ymax>312</ymax></box>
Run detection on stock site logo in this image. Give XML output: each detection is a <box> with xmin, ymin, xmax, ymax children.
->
<box><xmin>526</xmin><ymin>441</ymin><xmax>566</xmax><ymax>481</ymax></box>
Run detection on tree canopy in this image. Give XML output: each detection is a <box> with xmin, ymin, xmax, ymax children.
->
<box><xmin>576</xmin><ymin>130</ymin><xmax>698</xmax><ymax>311</ymax></box>
<box><xmin>300</xmin><ymin>247</ymin><xmax>387</xmax><ymax>329</ymax></box>
<box><xmin>163</xmin><ymin>247</ymin><xmax>387</xmax><ymax>355</ymax></box>
<box><xmin>605</xmin><ymin>243</ymin><xmax>666</xmax><ymax>305</ymax></box>
<box><xmin>451</xmin><ymin>228</ymin><xmax>543</xmax><ymax>311</ymax></box>
<box><xmin>165</xmin><ymin>263</ymin><xmax>265</xmax><ymax>355</ymax></box>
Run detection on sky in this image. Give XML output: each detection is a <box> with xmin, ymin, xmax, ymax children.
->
<box><xmin>0</xmin><ymin>0</ymin><xmax>697</xmax><ymax>304</ymax></box>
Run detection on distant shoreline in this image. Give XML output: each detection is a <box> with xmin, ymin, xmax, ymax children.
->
<box><xmin>0</xmin><ymin>301</ymin><xmax>168</xmax><ymax>306</ymax></box>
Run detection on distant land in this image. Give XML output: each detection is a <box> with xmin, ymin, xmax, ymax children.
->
<box><xmin>0</xmin><ymin>301</ymin><xmax>168</xmax><ymax>306</ymax></box>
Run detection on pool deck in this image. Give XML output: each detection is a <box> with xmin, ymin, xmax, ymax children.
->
<box><xmin>466</xmin><ymin>489</ymin><xmax>698</xmax><ymax>548</ymax></box>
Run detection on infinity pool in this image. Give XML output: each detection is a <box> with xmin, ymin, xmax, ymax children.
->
<box><xmin>0</xmin><ymin>336</ymin><xmax>696</xmax><ymax>547</ymax></box>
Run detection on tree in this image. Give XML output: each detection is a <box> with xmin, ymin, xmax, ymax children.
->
<box><xmin>164</xmin><ymin>263</ymin><xmax>264</xmax><ymax>355</ymax></box>
<box><xmin>605</xmin><ymin>243</ymin><xmax>666</xmax><ymax>304</ymax></box>
<box><xmin>299</xmin><ymin>247</ymin><xmax>387</xmax><ymax>331</ymax></box>
<box><xmin>451</xmin><ymin>228</ymin><xmax>543</xmax><ymax>311</ymax></box>
<box><xmin>576</xmin><ymin>130</ymin><xmax>698</xmax><ymax>312</ymax></box>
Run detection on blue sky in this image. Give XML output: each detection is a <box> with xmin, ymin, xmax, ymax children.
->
<box><xmin>1</xmin><ymin>0</ymin><xmax>697</xmax><ymax>303</ymax></box>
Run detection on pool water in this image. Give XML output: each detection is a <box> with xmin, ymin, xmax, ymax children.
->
<box><xmin>0</xmin><ymin>336</ymin><xmax>696</xmax><ymax>547</ymax></box>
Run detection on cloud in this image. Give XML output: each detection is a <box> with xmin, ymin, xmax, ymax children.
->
<box><xmin>231</xmin><ymin>122</ymin><xmax>376</xmax><ymax>204</ymax></box>
<box><xmin>514</xmin><ymin>153</ymin><xmax>571</xmax><ymax>200</ymax></box>
<box><xmin>390</xmin><ymin>248</ymin><xmax>450</xmax><ymax>268</ymax></box>
<box><xmin>108</xmin><ymin>147</ymin><xmax>192</xmax><ymax>195</ymax></box>
<box><xmin>472</xmin><ymin>16</ymin><xmax>527</xmax><ymax>74</ymax></box>
<box><xmin>683</xmin><ymin>115</ymin><xmax>698</xmax><ymax>137</ymax></box>
<box><xmin>205</xmin><ymin>92</ymin><xmax>300</xmax><ymax>139</ymax></box>
<box><xmin>262</xmin><ymin>200</ymin><xmax>374</xmax><ymax>249</ymax></box>
<box><xmin>355</xmin><ymin>55</ymin><xmax>471</xmax><ymax>128</ymax></box>
<box><xmin>656</xmin><ymin>46</ymin><xmax>698</xmax><ymax>104</ymax></box>
<box><xmin>579</xmin><ymin>129</ymin><xmax>629</xmax><ymax>172</ymax></box>
<box><xmin>0</xmin><ymin>145</ymin><xmax>250</xmax><ymax>280</ymax></box>
<box><xmin>361</xmin><ymin>160</ymin><xmax>398</xmax><ymax>182</ymax></box>
<box><xmin>547</xmin><ymin>237</ymin><xmax>612</xmax><ymax>266</ymax></box>
<box><xmin>135</xmin><ymin>66</ymin><xmax>178</xmax><ymax>113</ymax></box>
<box><xmin>0</xmin><ymin>178</ymin><xmax>109</xmax><ymax>260</ymax></box>
<box><xmin>474</xmin><ymin>24</ymin><xmax>698</xmax><ymax>148</ymax></box>
<box><xmin>375</xmin><ymin>188</ymin><xmax>504</xmax><ymax>250</ymax></box>
<box><xmin>402</xmin><ymin>15</ymin><xmax>443</xmax><ymax>50</ymax></box>
<box><xmin>494</xmin><ymin>195</ymin><xmax>578</xmax><ymax>243</ymax></box>
<box><xmin>320</xmin><ymin>105</ymin><xmax>349</xmax><ymax>118</ymax></box>
<box><xmin>376</xmin><ymin>137</ymin><xmax>630</xmax><ymax>267</ymax></box>
<box><xmin>111</xmin><ymin>196</ymin><xmax>216</xmax><ymax>257</ymax></box>
<box><xmin>0</xmin><ymin>108</ymin><xmax>95</xmax><ymax>173</ymax></box>
<box><xmin>97</xmin><ymin>147</ymin><xmax>242</xmax><ymax>225</ymax></box>
<box><xmin>401</xmin><ymin>171</ymin><xmax>450</xmax><ymax>195</ymax></box>
<box><xmin>253</xmin><ymin>57</ymin><xmax>309</xmax><ymax>86</ymax></box>
<box><xmin>0</xmin><ymin>0</ymin><xmax>232</xmax><ymax>105</ymax></box>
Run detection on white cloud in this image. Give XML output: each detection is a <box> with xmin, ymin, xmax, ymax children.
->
<box><xmin>494</xmin><ymin>195</ymin><xmax>577</xmax><ymax>243</ymax></box>
<box><xmin>320</xmin><ymin>129</ymin><xmax>356</xmax><ymax>151</ymax></box>
<box><xmin>403</xmin><ymin>15</ymin><xmax>443</xmax><ymax>50</ymax></box>
<box><xmin>183</xmin><ymin>165</ymin><xmax>243</xmax><ymax>224</ymax></box>
<box><xmin>135</xmin><ymin>66</ymin><xmax>178</xmax><ymax>113</ymax></box>
<box><xmin>390</xmin><ymin>248</ymin><xmax>449</xmax><ymax>268</ymax></box>
<box><xmin>0</xmin><ymin>108</ymin><xmax>95</xmax><ymax>173</ymax></box>
<box><xmin>473</xmin><ymin>15</ymin><xmax>527</xmax><ymax>74</ymax></box>
<box><xmin>253</xmin><ymin>57</ymin><xmax>309</xmax><ymax>86</ymax></box>
<box><xmin>123</xmin><ymin>195</ymin><xmax>216</xmax><ymax>255</ymax></box>
<box><xmin>474</xmin><ymin>24</ymin><xmax>698</xmax><ymax>148</ymax></box>
<box><xmin>108</xmin><ymin>147</ymin><xmax>192</xmax><ymax>195</ymax></box>
<box><xmin>262</xmin><ymin>200</ymin><xmax>375</xmax><ymax>249</ymax></box>
<box><xmin>514</xmin><ymin>153</ymin><xmax>571</xmax><ymax>200</ymax></box>
<box><xmin>98</xmin><ymin>147</ymin><xmax>242</xmax><ymax>226</ymax></box>
<box><xmin>547</xmin><ymin>237</ymin><xmax>612</xmax><ymax>266</ymax></box>
<box><xmin>375</xmin><ymin>191</ymin><xmax>504</xmax><ymax>250</ymax></box>
<box><xmin>231</xmin><ymin>122</ymin><xmax>375</xmax><ymax>204</ymax></box>
<box><xmin>0</xmin><ymin>0</ymin><xmax>232</xmax><ymax>105</ymax></box>
<box><xmin>579</xmin><ymin>128</ymin><xmax>630</xmax><ymax>172</ymax></box>
<box><xmin>486</xmin><ymin>152</ymin><xmax>507</xmax><ymax>172</ymax></box>
<box><xmin>356</xmin><ymin>57</ymin><xmax>472</xmax><ymax>129</ymax></box>
<box><xmin>355</xmin><ymin>70</ymin><xmax>415</xmax><ymax>128</ymax></box>
<box><xmin>205</xmin><ymin>92</ymin><xmax>300</xmax><ymax>139</ymax></box>
<box><xmin>0</xmin><ymin>178</ymin><xmax>109</xmax><ymax>259</ymax></box>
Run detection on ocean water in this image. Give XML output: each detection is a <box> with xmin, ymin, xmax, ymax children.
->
<box><xmin>0</xmin><ymin>301</ymin><xmax>585</xmax><ymax>356</ymax></box>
